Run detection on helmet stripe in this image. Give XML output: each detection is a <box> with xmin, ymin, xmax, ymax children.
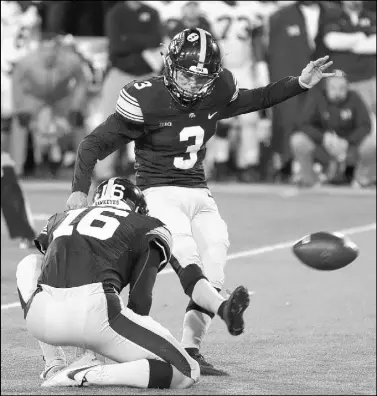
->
<box><xmin>197</xmin><ymin>28</ymin><xmax>207</xmax><ymax>68</ymax></box>
<box><xmin>102</xmin><ymin>177</ymin><xmax>116</xmax><ymax>198</ymax></box>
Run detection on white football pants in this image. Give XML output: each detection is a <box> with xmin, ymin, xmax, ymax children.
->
<box><xmin>143</xmin><ymin>186</ymin><xmax>229</xmax><ymax>290</ymax></box>
<box><xmin>16</xmin><ymin>254</ymin><xmax>199</xmax><ymax>389</ymax></box>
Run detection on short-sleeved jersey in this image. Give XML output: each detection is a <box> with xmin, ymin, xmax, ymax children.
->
<box><xmin>115</xmin><ymin>68</ymin><xmax>239</xmax><ymax>189</ymax></box>
<box><xmin>35</xmin><ymin>206</ymin><xmax>172</xmax><ymax>292</ymax></box>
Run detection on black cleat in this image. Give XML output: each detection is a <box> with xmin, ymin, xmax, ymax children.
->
<box><xmin>185</xmin><ymin>348</ymin><xmax>229</xmax><ymax>376</ymax></box>
<box><xmin>222</xmin><ymin>286</ymin><xmax>250</xmax><ymax>336</ymax></box>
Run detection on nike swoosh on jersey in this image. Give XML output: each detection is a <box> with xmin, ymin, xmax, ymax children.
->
<box><xmin>208</xmin><ymin>112</ymin><xmax>218</xmax><ymax>119</ymax></box>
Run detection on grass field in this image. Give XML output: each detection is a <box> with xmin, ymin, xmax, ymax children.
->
<box><xmin>1</xmin><ymin>182</ymin><xmax>376</xmax><ymax>395</ymax></box>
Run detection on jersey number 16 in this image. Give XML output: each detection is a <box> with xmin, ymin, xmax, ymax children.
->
<box><xmin>53</xmin><ymin>208</ymin><xmax>129</xmax><ymax>241</ymax></box>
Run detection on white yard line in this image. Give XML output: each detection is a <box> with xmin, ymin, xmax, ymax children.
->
<box><xmin>2</xmin><ymin>222</ymin><xmax>375</xmax><ymax>312</ymax></box>
<box><xmin>32</xmin><ymin>214</ymin><xmax>52</xmax><ymax>221</ymax></box>
<box><xmin>1</xmin><ymin>302</ymin><xmax>21</xmax><ymax>310</ymax></box>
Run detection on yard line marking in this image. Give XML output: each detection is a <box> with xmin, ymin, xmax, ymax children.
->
<box><xmin>33</xmin><ymin>213</ymin><xmax>51</xmax><ymax>221</ymax></box>
<box><xmin>2</xmin><ymin>222</ymin><xmax>375</xmax><ymax>311</ymax></box>
<box><xmin>1</xmin><ymin>302</ymin><xmax>21</xmax><ymax>310</ymax></box>
<box><xmin>160</xmin><ymin>223</ymin><xmax>376</xmax><ymax>276</ymax></box>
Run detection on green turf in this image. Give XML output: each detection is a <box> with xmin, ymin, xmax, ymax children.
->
<box><xmin>1</xmin><ymin>184</ymin><xmax>376</xmax><ymax>395</ymax></box>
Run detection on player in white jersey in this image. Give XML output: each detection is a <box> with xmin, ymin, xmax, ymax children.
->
<box><xmin>1</xmin><ymin>1</ymin><xmax>40</xmax><ymax>68</ymax></box>
<box><xmin>201</xmin><ymin>1</ymin><xmax>270</xmax><ymax>181</ymax></box>
<box><xmin>202</xmin><ymin>1</ymin><xmax>260</xmax><ymax>71</ymax></box>
<box><xmin>1</xmin><ymin>1</ymin><xmax>40</xmax><ymax>132</ymax></box>
<box><xmin>145</xmin><ymin>1</ymin><xmax>211</xmax><ymax>43</ymax></box>
<box><xmin>143</xmin><ymin>0</ymin><xmax>182</xmax><ymax>22</ymax></box>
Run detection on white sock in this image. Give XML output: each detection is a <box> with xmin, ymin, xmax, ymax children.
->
<box><xmin>80</xmin><ymin>360</ymin><xmax>194</xmax><ymax>389</ymax></box>
<box><xmin>181</xmin><ymin>310</ymin><xmax>212</xmax><ymax>349</ymax></box>
<box><xmin>180</xmin><ymin>279</ymin><xmax>225</xmax><ymax>350</ymax></box>
<box><xmin>83</xmin><ymin>360</ymin><xmax>150</xmax><ymax>388</ymax></box>
<box><xmin>38</xmin><ymin>341</ymin><xmax>66</xmax><ymax>366</ymax></box>
<box><xmin>75</xmin><ymin>347</ymin><xmax>105</xmax><ymax>363</ymax></box>
<box><xmin>191</xmin><ymin>279</ymin><xmax>224</xmax><ymax>314</ymax></box>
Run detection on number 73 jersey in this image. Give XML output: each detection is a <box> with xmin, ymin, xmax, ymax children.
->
<box><xmin>200</xmin><ymin>1</ymin><xmax>263</xmax><ymax>70</ymax></box>
<box><xmin>115</xmin><ymin>68</ymin><xmax>238</xmax><ymax>189</ymax></box>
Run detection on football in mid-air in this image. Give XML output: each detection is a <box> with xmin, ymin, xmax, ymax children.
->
<box><xmin>292</xmin><ymin>232</ymin><xmax>359</xmax><ymax>271</ymax></box>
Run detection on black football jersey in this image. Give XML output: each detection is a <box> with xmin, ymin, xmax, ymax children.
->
<box><xmin>72</xmin><ymin>66</ymin><xmax>305</xmax><ymax>195</ymax></box>
<box><xmin>34</xmin><ymin>206</ymin><xmax>172</xmax><ymax>292</ymax></box>
<box><xmin>115</xmin><ymin>68</ymin><xmax>239</xmax><ymax>189</ymax></box>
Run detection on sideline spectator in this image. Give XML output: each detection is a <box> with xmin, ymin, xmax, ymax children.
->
<box><xmin>1</xmin><ymin>148</ymin><xmax>36</xmax><ymax>249</ymax></box>
<box><xmin>201</xmin><ymin>0</ymin><xmax>268</xmax><ymax>183</ymax></box>
<box><xmin>267</xmin><ymin>0</ymin><xmax>335</xmax><ymax>178</ymax></box>
<box><xmin>1</xmin><ymin>0</ymin><xmax>41</xmax><ymax>159</ymax></box>
<box><xmin>94</xmin><ymin>0</ymin><xmax>163</xmax><ymax>183</ymax></box>
<box><xmin>42</xmin><ymin>1</ymin><xmax>70</xmax><ymax>35</ymax></box>
<box><xmin>290</xmin><ymin>72</ymin><xmax>376</xmax><ymax>188</ymax></box>
<box><xmin>164</xmin><ymin>1</ymin><xmax>212</xmax><ymax>39</ymax></box>
<box><xmin>322</xmin><ymin>0</ymin><xmax>376</xmax><ymax>115</ymax></box>
<box><xmin>10</xmin><ymin>34</ymin><xmax>89</xmax><ymax>176</ymax></box>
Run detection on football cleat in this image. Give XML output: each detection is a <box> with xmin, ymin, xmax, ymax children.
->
<box><xmin>185</xmin><ymin>348</ymin><xmax>228</xmax><ymax>376</ymax></box>
<box><xmin>41</xmin><ymin>352</ymin><xmax>102</xmax><ymax>387</ymax></box>
<box><xmin>40</xmin><ymin>361</ymin><xmax>67</xmax><ymax>380</ymax></box>
<box><xmin>222</xmin><ymin>286</ymin><xmax>250</xmax><ymax>336</ymax></box>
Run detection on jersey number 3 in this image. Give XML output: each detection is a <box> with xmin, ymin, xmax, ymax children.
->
<box><xmin>53</xmin><ymin>208</ymin><xmax>129</xmax><ymax>241</ymax></box>
<box><xmin>174</xmin><ymin>126</ymin><xmax>204</xmax><ymax>170</ymax></box>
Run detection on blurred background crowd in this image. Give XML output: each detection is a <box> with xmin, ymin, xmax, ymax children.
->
<box><xmin>1</xmin><ymin>0</ymin><xmax>376</xmax><ymax>188</ymax></box>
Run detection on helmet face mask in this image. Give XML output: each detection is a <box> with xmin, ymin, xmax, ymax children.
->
<box><xmin>93</xmin><ymin>177</ymin><xmax>148</xmax><ymax>215</ymax></box>
<box><xmin>163</xmin><ymin>28</ymin><xmax>222</xmax><ymax>108</ymax></box>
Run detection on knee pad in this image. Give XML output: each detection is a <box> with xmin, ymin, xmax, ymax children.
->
<box><xmin>17</xmin><ymin>113</ymin><xmax>32</xmax><ymax>129</ymax></box>
<box><xmin>179</xmin><ymin>264</ymin><xmax>208</xmax><ymax>297</ymax></box>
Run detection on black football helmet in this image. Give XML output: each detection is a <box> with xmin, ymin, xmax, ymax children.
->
<box><xmin>163</xmin><ymin>28</ymin><xmax>222</xmax><ymax>108</ymax></box>
<box><xmin>93</xmin><ymin>177</ymin><xmax>148</xmax><ymax>215</ymax></box>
